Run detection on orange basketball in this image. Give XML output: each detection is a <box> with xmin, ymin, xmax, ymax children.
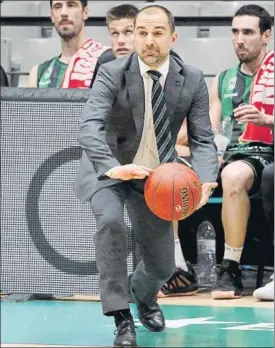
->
<box><xmin>144</xmin><ymin>162</ymin><xmax>202</xmax><ymax>221</ymax></box>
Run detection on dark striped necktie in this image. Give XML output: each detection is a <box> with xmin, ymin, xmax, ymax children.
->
<box><xmin>147</xmin><ymin>70</ymin><xmax>177</xmax><ymax>164</ymax></box>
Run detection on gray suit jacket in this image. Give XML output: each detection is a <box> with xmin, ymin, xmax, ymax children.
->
<box><xmin>75</xmin><ymin>53</ymin><xmax>218</xmax><ymax>203</ymax></box>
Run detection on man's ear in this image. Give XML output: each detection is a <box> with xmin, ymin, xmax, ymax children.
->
<box><xmin>83</xmin><ymin>6</ymin><xmax>89</xmax><ymax>21</ymax></box>
<box><xmin>262</xmin><ymin>29</ymin><xmax>271</xmax><ymax>46</ymax></box>
<box><xmin>172</xmin><ymin>31</ymin><xmax>178</xmax><ymax>44</ymax></box>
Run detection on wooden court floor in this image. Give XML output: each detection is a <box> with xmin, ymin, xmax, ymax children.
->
<box><xmin>1</xmin><ymin>292</ymin><xmax>274</xmax><ymax>347</ymax></box>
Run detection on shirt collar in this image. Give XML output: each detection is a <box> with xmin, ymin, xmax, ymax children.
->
<box><xmin>138</xmin><ymin>56</ymin><xmax>170</xmax><ymax>81</ymax></box>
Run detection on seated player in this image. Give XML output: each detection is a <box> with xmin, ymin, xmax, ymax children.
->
<box><xmin>175</xmin><ymin>5</ymin><xmax>274</xmax><ymax>299</ymax></box>
<box><xmin>253</xmin><ymin>162</ymin><xmax>274</xmax><ymax>301</ymax></box>
<box><xmin>209</xmin><ymin>5</ymin><xmax>274</xmax><ymax>299</ymax></box>
<box><xmin>28</xmin><ymin>0</ymin><xmax>108</xmax><ymax>88</ymax></box>
<box><xmin>89</xmin><ymin>4</ymin><xmax>139</xmax><ymax>88</ymax></box>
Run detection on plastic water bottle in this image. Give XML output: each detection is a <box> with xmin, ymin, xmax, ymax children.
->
<box><xmin>213</xmin><ymin>116</ymin><xmax>233</xmax><ymax>159</ymax></box>
<box><xmin>222</xmin><ymin>116</ymin><xmax>233</xmax><ymax>138</ymax></box>
<box><xmin>196</xmin><ymin>221</ymin><xmax>217</xmax><ymax>288</ymax></box>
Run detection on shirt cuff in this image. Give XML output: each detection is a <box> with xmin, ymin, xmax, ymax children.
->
<box><xmin>105</xmin><ymin>168</ymin><xmax>115</xmax><ymax>178</ymax></box>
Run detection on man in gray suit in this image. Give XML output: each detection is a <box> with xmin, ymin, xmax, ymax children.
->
<box><xmin>76</xmin><ymin>5</ymin><xmax>218</xmax><ymax>347</ymax></box>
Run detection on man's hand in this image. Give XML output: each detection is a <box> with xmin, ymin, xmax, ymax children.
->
<box><xmin>106</xmin><ymin>164</ymin><xmax>154</xmax><ymax>181</ymax></box>
<box><xmin>234</xmin><ymin>104</ymin><xmax>271</xmax><ymax>127</ymax></box>
<box><xmin>196</xmin><ymin>182</ymin><xmax>218</xmax><ymax>210</ymax></box>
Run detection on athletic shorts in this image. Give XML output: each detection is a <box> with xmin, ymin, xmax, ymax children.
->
<box><xmin>213</xmin><ymin>152</ymin><xmax>274</xmax><ymax>198</ymax></box>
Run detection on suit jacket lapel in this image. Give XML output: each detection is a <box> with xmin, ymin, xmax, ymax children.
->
<box><xmin>164</xmin><ymin>57</ymin><xmax>185</xmax><ymax>117</ymax></box>
<box><xmin>125</xmin><ymin>54</ymin><xmax>145</xmax><ymax>141</ymax></box>
<box><xmin>124</xmin><ymin>54</ymin><xmax>185</xmax><ymax>138</ymax></box>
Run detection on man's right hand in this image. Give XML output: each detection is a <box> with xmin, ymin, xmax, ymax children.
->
<box><xmin>106</xmin><ymin>164</ymin><xmax>154</xmax><ymax>180</ymax></box>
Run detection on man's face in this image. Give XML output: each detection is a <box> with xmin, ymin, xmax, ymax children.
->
<box><xmin>232</xmin><ymin>15</ymin><xmax>270</xmax><ymax>63</ymax></box>
<box><xmin>108</xmin><ymin>18</ymin><xmax>135</xmax><ymax>58</ymax></box>
<box><xmin>51</xmin><ymin>0</ymin><xmax>88</xmax><ymax>41</ymax></box>
<box><xmin>134</xmin><ymin>9</ymin><xmax>177</xmax><ymax>68</ymax></box>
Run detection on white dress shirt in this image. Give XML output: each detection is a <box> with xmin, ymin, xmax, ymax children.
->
<box><xmin>133</xmin><ymin>56</ymin><xmax>170</xmax><ymax>169</ymax></box>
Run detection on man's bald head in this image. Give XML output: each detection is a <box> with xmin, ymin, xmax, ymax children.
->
<box><xmin>134</xmin><ymin>5</ymin><xmax>176</xmax><ymax>34</ymax></box>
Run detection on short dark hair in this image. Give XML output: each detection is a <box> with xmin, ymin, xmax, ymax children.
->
<box><xmin>50</xmin><ymin>0</ymin><xmax>88</xmax><ymax>9</ymax></box>
<box><xmin>234</xmin><ymin>4</ymin><xmax>272</xmax><ymax>34</ymax></box>
<box><xmin>106</xmin><ymin>4</ymin><xmax>139</xmax><ymax>27</ymax></box>
<box><xmin>134</xmin><ymin>5</ymin><xmax>176</xmax><ymax>33</ymax></box>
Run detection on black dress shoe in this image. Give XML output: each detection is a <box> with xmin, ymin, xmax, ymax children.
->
<box><xmin>130</xmin><ymin>287</ymin><xmax>165</xmax><ymax>332</ymax></box>
<box><xmin>113</xmin><ymin>311</ymin><xmax>137</xmax><ymax>347</ymax></box>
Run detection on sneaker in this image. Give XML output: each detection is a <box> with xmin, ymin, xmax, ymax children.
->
<box><xmin>253</xmin><ymin>274</ymin><xmax>274</xmax><ymax>301</ymax></box>
<box><xmin>212</xmin><ymin>259</ymin><xmax>243</xmax><ymax>299</ymax></box>
<box><xmin>158</xmin><ymin>262</ymin><xmax>199</xmax><ymax>298</ymax></box>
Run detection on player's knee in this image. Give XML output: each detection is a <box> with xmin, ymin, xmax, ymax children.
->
<box><xmin>221</xmin><ymin>162</ymin><xmax>254</xmax><ymax>192</ymax></box>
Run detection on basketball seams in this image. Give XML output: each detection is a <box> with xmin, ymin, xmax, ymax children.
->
<box><xmin>155</xmin><ymin>169</ymin><xmax>178</xmax><ymax>221</ymax></box>
<box><xmin>152</xmin><ymin>174</ymin><xmax>164</xmax><ymax>216</ymax></box>
<box><xmin>144</xmin><ymin>169</ymin><xmax>163</xmax><ymax>216</ymax></box>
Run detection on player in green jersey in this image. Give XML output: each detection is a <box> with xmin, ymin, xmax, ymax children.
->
<box><xmin>210</xmin><ymin>4</ymin><xmax>274</xmax><ymax>300</ymax></box>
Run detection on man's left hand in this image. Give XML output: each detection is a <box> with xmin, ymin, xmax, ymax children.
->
<box><xmin>233</xmin><ymin>104</ymin><xmax>268</xmax><ymax>126</ymax></box>
<box><xmin>196</xmin><ymin>182</ymin><xmax>218</xmax><ymax>210</ymax></box>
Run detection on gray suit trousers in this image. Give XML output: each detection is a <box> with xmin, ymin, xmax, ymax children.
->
<box><xmin>90</xmin><ymin>180</ymin><xmax>175</xmax><ymax>315</ymax></box>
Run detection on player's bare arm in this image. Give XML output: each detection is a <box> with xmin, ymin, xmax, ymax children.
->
<box><xmin>28</xmin><ymin>65</ymin><xmax>38</xmax><ymax>88</ymax></box>
<box><xmin>175</xmin><ymin>118</ymin><xmax>191</xmax><ymax>157</ymax></box>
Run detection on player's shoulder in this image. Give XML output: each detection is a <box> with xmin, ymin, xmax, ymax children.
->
<box><xmin>97</xmin><ymin>48</ymin><xmax>116</xmax><ymax>65</ymax></box>
<box><xmin>37</xmin><ymin>57</ymin><xmax>58</xmax><ymax>78</ymax></box>
<box><xmin>38</xmin><ymin>57</ymin><xmax>56</xmax><ymax>70</ymax></box>
<box><xmin>97</xmin><ymin>53</ymin><xmax>135</xmax><ymax>78</ymax></box>
<box><xmin>219</xmin><ymin>64</ymin><xmax>239</xmax><ymax>81</ymax></box>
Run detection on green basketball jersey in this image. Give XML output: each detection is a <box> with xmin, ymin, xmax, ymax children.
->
<box><xmin>37</xmin><ymin>57</ymin><xmax>67</xmax><ymax>88</ymax></box>
<box><xmin>218</xmin><ymin>64</ymin><xmax>273</xmax><ymax>154</ymax></box>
